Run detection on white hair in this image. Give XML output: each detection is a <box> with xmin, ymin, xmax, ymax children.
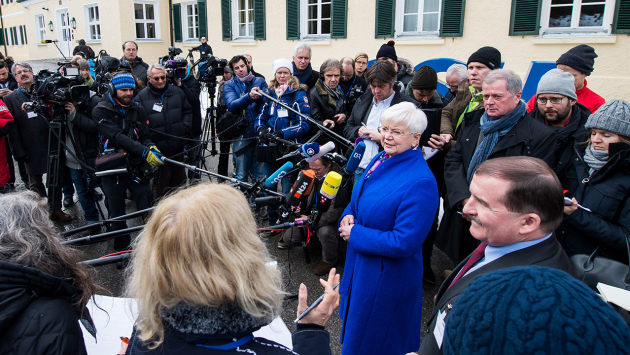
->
<box><xmin>380</xmin><ymin>102</ymin><xmax>427</xmax><ymax>134</ymax></box>
<box><xmin>446</xmin><ymin>64</ymin><xmax>468</xmax><ymax>82</ymax></box>
<box><xmin>293</xmin><ymin>42</ymin><xmax>312</xmax><ymax>58</ymax></box>
<box><xmin>147</xmin><ymin>63</ymin><xmax>166</xmax><ymax>78</ymax></box>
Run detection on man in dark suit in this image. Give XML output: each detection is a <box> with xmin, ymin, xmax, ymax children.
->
<box><xmin>418</xmin><ymin>156</ymin><xmax>576</xmax><ymax>355</ymax></box>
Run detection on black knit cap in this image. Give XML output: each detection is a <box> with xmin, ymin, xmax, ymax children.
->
<box><xmin>410</xmin><ymin>65</ymin><xmax>438</xmax><ymax>91</ymax></box>
<box><xmin>376</xmin><ymin>40</ymin><xmax>397</xmax><ymax>63</ymax></box>
<box><xmin>556</xmin><ymin>44</ymin><xmax>597</xmax><ymax>76</ymax></box>
<box><xmin>467</xmin><ymin>46</ymin><xmax>501</xmax><ymax>70</ymax></box>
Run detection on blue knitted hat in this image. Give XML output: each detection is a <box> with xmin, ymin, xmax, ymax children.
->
<box><xmin>443</xmin><ymin>266</ymin><xmax>630</xmax><ymax>355</ymax></box>
<box><xmin>112</xmin><ymin>73</ymin><xmax>136</xmax><ymax>90</ymax></box>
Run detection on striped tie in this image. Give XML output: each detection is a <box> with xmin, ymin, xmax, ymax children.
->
<box><xmin>448</xmin><ymin>243</ymin><xmax>488</xmax><ymax>289</ymax></box>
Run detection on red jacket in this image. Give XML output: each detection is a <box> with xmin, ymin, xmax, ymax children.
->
<box><xmin>0</xmin><ymin>99</ymin><xmax>14</xmax><ymax>187</ymax></box>
<box><xmin>526</xmin><ymin>79</ymin><xmax>605</xmax><ymax>114</ymax></box>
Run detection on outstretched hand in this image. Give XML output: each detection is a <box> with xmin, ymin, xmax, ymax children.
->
<box><xmin>296</xmin><ymin>268</ymin><xmax>341</xmax><ymax>327</ymax></box>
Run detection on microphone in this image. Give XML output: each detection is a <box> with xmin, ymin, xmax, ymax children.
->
<box><xmin>264</xmin><ymin>161</ymin><xmax>294</xmax><ymax>188</ymax></box>
<box><xmin>253</xmin><ymin>196</ymin><xmax>284</xmax><ymax>208</ymax></box>
<box><xmin>279</xmin><ymin>169</ymin><xmax>316</xmax><ymax>220</ymax></box>
<box><xmin>317</xmin><ymin>171</ymin><xmax>343</xmax><ymax>214</ymax></box>
<box><xmin>40</xmin><ymin>39</ymin><xmax>59</xmax><ymax>43</ymax></box>
<box><xmin>345</xmin><ymin>142</ymin><xmax>366</xmax><ymax>174</ymax></box>
<box><xmin>278</xmin><ymin>142</ymin><xmax>320</xmax><ymax>160</ymax></box>
<box><xmin>306</xmin><ymin>142</ymin><xmax>335</xmax><ymax>163</ymax></box>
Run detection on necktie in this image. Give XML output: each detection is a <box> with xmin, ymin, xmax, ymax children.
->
<box><xmin>448</xmin><ymin>243</ymin><xmax>487</xmax><ymax>288</ymax></box>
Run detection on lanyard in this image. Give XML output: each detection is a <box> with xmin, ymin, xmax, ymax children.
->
<box><xmin>159</xmin><ymin>86</ymin><xmax>168</xmax><ymax>105</ymax></box>
<box><xmin>339</xmin><ymin>75</ymin><xmax>356</xmax><ymax>100</ymax></box>
<box><xmin>18</xmin><ymin>88</ymin><xmax>30</xmax><ymax>101</ymax></box>
<box><xmin>195</xmin><ymin>334</ymin><xmax>254</xmax><ymax>350</ymax></box>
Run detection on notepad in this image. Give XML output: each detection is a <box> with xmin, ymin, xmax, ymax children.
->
<box><xmin>597</xmin><ymin>283</ymin><xmax>630</xmax><ymax>311</ymax></box>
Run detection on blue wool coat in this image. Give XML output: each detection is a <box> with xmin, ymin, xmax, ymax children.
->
<box><xmin>339</xmin><ymin>148</ymin><xmax>439</xmax><ymax>355</ymax></box>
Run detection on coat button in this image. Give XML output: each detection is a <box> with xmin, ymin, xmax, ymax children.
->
<box><xmin>559</xmin><ymin>162</ymin><xmax>562</xmax><ymax>165</ymax></box>
<box><xmin>466</xmin><ymin>139</ymin><xmax>469</xmax><ymax>141</ymax></box>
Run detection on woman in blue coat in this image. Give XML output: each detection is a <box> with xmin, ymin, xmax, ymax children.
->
<box><xmin>338</xmin><ymin>102</ymin><xmax>439</xmax><ymax>355</ymax></box>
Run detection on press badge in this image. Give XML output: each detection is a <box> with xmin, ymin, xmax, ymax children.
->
<box><xmin>277</xmin><ymin>108</ymin><xmax>288</xmax><ymax>118</ymax></box>
<box><xmin>27</xmin><ymin>111</ymin><xmax>37</xmax><ymax>118</ymax></box>
<box><xmin>153</xmin><ymin>103</ymin><xmax>163</xmax><ymax>112</ymax></box>
<box><xmin>433</xmin><ymin>309</ymin><xmax>447</xmax><ymax>348</ymax></box>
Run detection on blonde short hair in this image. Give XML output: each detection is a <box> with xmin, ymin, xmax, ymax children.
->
<box><xmin>125</xmin><ymin>184</ymin><xmax>283</xmax><ymax>348</ymax></box>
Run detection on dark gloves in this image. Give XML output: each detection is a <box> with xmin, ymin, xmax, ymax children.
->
<box><xmin>258</xmin><ymin>127</ymin><xmax>270</xmax><ymax>144</ymax></box>
<box><xmin>273</xmin><ymin>130</ymin><xmax>284</xmax><ymax>139</ymax></box>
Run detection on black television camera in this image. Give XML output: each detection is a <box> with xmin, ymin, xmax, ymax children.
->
<box><xmin>346</xmin><ymin>84</ymin><xmax>366</xmax><ymax>109</ymax></box>
<box><xmin>93</xmin><ymin>55</ymin><xmax>122</xmax><ymax>96</ymax></box>
<box><xmin>28</xmin><ymin>67</ymin><xmax>90</xmax><ymax>121</ymax></box>
<box><xmin>158</xmin><ymin>47</ymin><xmax>190</xmax><ymax>82</ymax></box>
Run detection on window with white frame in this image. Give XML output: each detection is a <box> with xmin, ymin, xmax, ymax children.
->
<box><xmin>84</xmin><ymin>3</ymin><xmax>101</xmax><ymax>41</ymax></box>
<box><xmin>231</xmin><ymin>0</ymin><xmax>254</xmax><ymax>39</ymax></box>
<box><xmin>35</xmin><ymin>14</ymin><xmax>46</xmax><ymax>43</ymax></box>
<box><xmin>133</xmin><ymin>0</ymin><xmax>159</xmax><ymax>39</ymax></box>
<box><xmin>182</xmin><ymin>2</ymin><xmax>199</xmax><ymax>41</ymax></box>
<box><xmin>395</xmin><ymin>0</ymin><xmax>441</xmax><ymax>37</ymax></box>
<box><xmin>540</xmin><ymin>0</ymin><xmax>616</xmax><ymax>35</ymax></box>
<box><xmin>300</xmin><ymin>0</ymin><xmax>331</xmax><ymax>38</ymax></box>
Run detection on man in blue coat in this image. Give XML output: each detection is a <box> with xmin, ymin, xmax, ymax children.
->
<box><xmin>223</xmin><ymin>55</ymin><xmax>268</xmax><ymax>183</ymax></box>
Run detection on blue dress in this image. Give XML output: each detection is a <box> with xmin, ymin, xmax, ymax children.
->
<box><xmin>339</xmin><ymin>148</ymin><xmax>439</xmax><ymax>355</ymax></box>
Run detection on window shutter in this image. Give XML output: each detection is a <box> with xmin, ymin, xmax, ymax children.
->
<box><xmin>19</xmin><ymin>25</ymin><xmax>24</xmax><ymax>45</ymax></box>
<box><xmin>286</xmin><ymin>0</ymin><xmax>299</xmax><ymax>40</ymax></box>
<box><xmin>0</xmin><ymin>29</ymin><xmax>4</xmax><ymax>46</ymax></box>
<box><xmin>509</xmin><ymin>0</ymin><xmax>541</xmax><ymax>36</ymax></box>
<box><xmin>173</xmin><ymin>3</ymin><xmax>182</xmax><ymax>42</ymax></box>
<box><xmin>331</xmin><ymin>0</ymin><xmax>347</xmax><ymax>39</ymax></box>
<box><xmin>22</xmin><ymin>25</ymin><xmax>26</xmax><ymax>44</ymax></box>
<box><xmin>254</xmin><ymin>0</ymin><xmax>266</xmax><ymax>40</ymax></box>
<box><xmin>440</xmin><ymin>0</ymin><xmax>465</xmax><ymax>37</ymax></box>
<box><xmin>198</xmin><ymin>0</ymin><xmax>208</xmax><ymax>39</ymax></box>
<box><xmin>375</xmin><ymin>0</ymin><xmax>395</xmax><ymax>39</ymax></box>
<box><xmin>612</xmin><ymin>0</ymin><xmax>630</xmax><ymax>34</ymax></box>
<box><xmin>221</xmin><ymin>0</ymin><xmax>232</xmax><ymax>41</ymax></box>
<box><xmin>11</xmin><ymin>27</ymin><xmax>16</xmax><ymax>44</ymax></box>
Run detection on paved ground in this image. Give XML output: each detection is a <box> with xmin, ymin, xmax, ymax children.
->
<box><xmin>17</xmin><ymin>59</ymin><xmax>455</xmax><ymax>354</ymax></box>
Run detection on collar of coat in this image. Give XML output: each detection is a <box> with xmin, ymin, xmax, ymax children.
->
<box><xmin>315</xmin><ymin>79</ymin><xmax>340</xmax><ymax>110</ymax></box>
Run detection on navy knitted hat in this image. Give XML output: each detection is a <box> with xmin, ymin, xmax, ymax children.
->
<box><xmin>556</xmin><ymin>44</ymin><xmax>598</xmax><ymax>76</ymax></box>
<box><xmin>443</xmin><ymin>266</ymin><xmax>630</xmax><ymax>355</ymax></box>
<box><xmin>467</xmin><ymin>46</ymin><xmax>501</xmax><ymax>70</ymax></box>
<box><xmin>112</xmin><ymin>72</ymin><xmax>136</xmax><ymax>90</ymax></box>
<box><xmin>376</xmin><ymin>40</ymin><xmax>397</xmax><ymax>63</ymax></box>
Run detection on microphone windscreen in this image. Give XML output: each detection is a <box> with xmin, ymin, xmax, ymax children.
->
<box><xmin>306</xmin><ymin>142</ymin><xmax>335</xmax><ymax>163</ymax></box>
<box><xmin>345</xmin><ymin>142</ymin><xmax>366</xmax><ymax>174</ymax></box>
<box><xmin>320</xmin><ymin>171</ymin><xmax>343</xmax><ymax>200</ymax></box>
<box><xmin>285</xmin><ymin>170</ymin><xmax>316</xmax><ymax>207</ymax></box>
<box><xmin>299</xmin><ymin>142</ymin><xmax>319</xmax><ymax>159</ymax></box>
<box><xmin>264</xmin><ymin>161</ymin><xmax>294</xmax><ymax>188</ymax></box>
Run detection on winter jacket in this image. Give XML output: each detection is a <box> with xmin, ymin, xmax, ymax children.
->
<box><xmin>181</xmin><ymin>76</ymin><xmax>202</xmax><ymax>137</ymax></box>
<box><xmin>126</xmin><ymin>302</ymin><xmax>332</xmax><ymax>355</ymax></box>
<box><xmin>67</xmin><ymin>95</ymin><xmax>101</xmax><ymax>171</ymax></box>
<box><xmin>92</xmin><ymin>96</ymin><xmax>153</xmax><ymax>159</ymax></box>
<box><xmin>223</xmin><ymin>75</ymin><xmax>269</xmax><ymax>138</ymax></box>
<box><xmin>339</xmin><ymin>148</ymin><xmax>438</xmax><ymax>355</ymax></box>
<box><xmin>121</xmin><ymin>57</ymin><xmax>150</xmax><ymax>85</ymax></box>
<box><xmin>135</xmin><ymin>84</ymin><xmax>193</xmax><ymax>156</ymax></box>
<box><xmin>308</xmin><ymin>80</ymin><xmax>348</xmax><ymax>144</ymax></box>
<box><xmin>439</xmin><ymin>85</ymin><xmax>484</xmax><ymax>151</ymax></box>
<box><xmin>255</xmin><ymin>84</ymin><xmax>311</xmax><ymax>142</ymax></box>
<box><xmin>526</xmin><ymin>79</ymin><xmax>605</xmax><ymax>114</ymax></box>
<box><xmin>557</xmin><ymin>143</ymin><xmax>630</xmax><ymax>263</ymax></box>
<box><xmin>0</xmin><ymin>99</ymin><xmax>13</xmax><ymax>187</ymax></box>
<box><xmin>339</xmin><ymin>74</ymin><xmax>368</xmax><ymax>115</ymax></box>
<box><xmin>73</xmin><ymin>44</ymin><xmax>95</xmax><ymax>59</ymax></box>
<box><xmin>190</xmin><ymin>43</ymin><xmax>213</xmax><ymax>57</ymax></box>
<box><xmin>528</xmin><ymin>102</ymin><xmax>591</xmax><ymax>182</ymax></box>
<box><xmin>0</xmin><ymin>260</ymin><xmax>93</xmax><ymax>355</ymax></box>
<box><xmin>443</xmin><ymin>89</ymin><xmax>456</xmax><ymax>106</ymax></box>
<box><xmin>0</xmin><ymin>76</ymin><xmax>18</xmax><ymax>90</ymax></box>
<box><xmin>396</xmin><ymin>58</ymin><xmax>415</xmax><ymax>91</ymax></box>
<box><xmin>444</xmin><ymin>109</ymin><xmax>557</xmax><ymax>208</ymax></box>
<box><xmin>405</xmin><ymin>85</ymin><xmax>448</xmax><ymax>110</ymax></box>
<box><xmin>6</xmin><ymin>89</ymin><xmax>50</xmax><ymax>175</ymax></box>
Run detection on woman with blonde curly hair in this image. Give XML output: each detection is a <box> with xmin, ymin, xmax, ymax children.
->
<box><xmin>125</xmin><ymin>183</ymin><xmax>339</xmax><ymax>355</ymax></box>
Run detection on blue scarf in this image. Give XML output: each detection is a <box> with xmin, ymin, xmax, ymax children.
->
<box><xmin>293</xmin><ymin>62</ymin><xmax>313</xmax><ymax>85</ymax></box>
<box><xmin>466</xmin><ymin>101</ymin><xmax>526</xmax><ymax>182</ymax></box>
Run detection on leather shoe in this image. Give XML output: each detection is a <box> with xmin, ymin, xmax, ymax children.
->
<box><xmin>51</xmin><ymin>210</ymin><xmax>73</xmax><ymax>222</ymax></box>
<box><xmin>314</xmin><ymin>261</ymin><xmax>335</xmax><ymax>276</ymax></box>
<box><xmin>63</xmin><ymin>195</ymin><xmax>74</xmax><ymax>208</ymax></box>
<box><xmin>277</xmin><ymin>237</ymin><xmax>288</xmax><ymax>249</ymax></box>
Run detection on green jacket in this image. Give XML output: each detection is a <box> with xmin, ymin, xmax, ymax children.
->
<box><xmin>440</xmin><ymin>85</ymin><xmax>484</xmax><ymax>151</ymax></box>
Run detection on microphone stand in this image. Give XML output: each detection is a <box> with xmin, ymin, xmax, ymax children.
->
<box><xmin>79</xmin><ymin>252</ymin><xmax>134</xmax><ymax>267</ymax></box>
<box><xmin>62</xmin><ymin>225</ymin><xmax>145</xmax><ymax>246</ymax></box>
<box><xmin>257</xmin><ymin>91</ymin><xmax>353</xmax><ymax>149</ymax></box>
<box><xmin>60</xmin><ymin>207</ymin><xmax>154</xmax><ymax>236</ymax></box>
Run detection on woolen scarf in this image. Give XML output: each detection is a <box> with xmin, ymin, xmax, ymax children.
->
<box><xmin>583</xmin><ymin>144</ymin><xmax>609</xmax><ymax>174</ymax></box>
<box><xmin>292</xmin><ymin>62</ymin><xmax>313</xmax><ymax>85</ymax></box>
<box><xmin>275</xmin><ymin>82</ymin><xmax>290</xmax><ymax>98</ymax></box>
<box><xmin>467</xmin><ymin>101</ymin><xmax>527</xmax><ymax>182</ymax></box>
<box><xmin>321</xmin><ymin>79</ymin><xmax>344</xmax><ymax>112</ymax></box>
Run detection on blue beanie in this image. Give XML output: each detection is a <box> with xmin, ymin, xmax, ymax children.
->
<box><xmin>443</xmin><ymin>266</ymin><xmax>630</xmax><ymax>355</ymax></box>
<box><xmin>112</xmin><ymin>73</ymin><xmax>136</xmax><ymax>90</ymax></box>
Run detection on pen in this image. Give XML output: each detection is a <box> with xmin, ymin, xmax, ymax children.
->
<box><xmin>120</xmin><ymin>337</ymin><xmax>129</xmax><ymax>344</ymax></box>
<box><xmin>294</xmin><ymin>283</ymin><xmax>340</xmax><ymax>323</ymax></box>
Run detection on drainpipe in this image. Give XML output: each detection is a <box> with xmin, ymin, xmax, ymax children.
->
<box><xmin>0</xmin><ymin>4</ymin><xmax>8</xmax><ymax>57</ymax></box>
<box><xmin>168</xmin><ymin>0</ymin><xmax>173</xmax><ymax>47</ymax></box>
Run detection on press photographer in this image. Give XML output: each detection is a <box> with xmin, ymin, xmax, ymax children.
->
<box><xmin>339</xmin><ymin>57</ymin><xmax>368</xmax><ymax>115</ymax></box>
<box><xmin>187</xmin><ymin>36</ymin><xmax>212</xmax><ymax>58</ymax></box>
<box><xmin>135</xmin><ymin>63</ymin><xmax>192</xmax><ymax>199</ymax></box>
<box><xmin>92</xmin><ymin>72</ymin><xmax>162</xmax><ymax>250</ymax></box>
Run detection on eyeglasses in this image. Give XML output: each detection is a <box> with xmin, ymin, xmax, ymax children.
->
<box><xmin>152</xmin><ymin>76</ymin><xmax>167</xmax><ymax>81</ymax></box>
<box><xmin>537</xmin><ymin>97</ymin><xmax>565</xmax><ymax>105</ymax></box>
<box><xmin>276</xmin><ymin>71</ymin><xmax>291</xmax><ymax>76</ymax></box>
<box><xmin>378</xmin><ymin>126</ymin><xmax>415</xmax><ymax>138</ymax></box>
<box><xmin>14</xmin><ymin>69</ymin><xmax>32</xmax><ymax>75</ymax></box>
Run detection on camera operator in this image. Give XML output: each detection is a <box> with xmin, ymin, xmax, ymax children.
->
<box><xmin>92</xmin><ymin>72</ymin><xmax>163</xmax><ymax>251</ymax></box>
<box><xmin>339</xmin><ymin>57</ymin><xmax>368</xmax><ymax>116</ymax></box>
<box><xmin>121</xmin><ymin>41</ymin><xmax>149</xmax><ymax>85</ymax></box>
<box><xmin>223</xmin><ymin>55</ymin><xmax>268</xmax><ymax>183</ymax></box>
<box><xmin>188</xmin><ymin>36</ymin><xmax>212</xmax><ymax>58</ymax></box>
<box><xmin>5</xmin><ymin>62</ymin><xmax>72</xmax><ymax>221</ymax></box>
<box><xmin>136</xmin><ymin>64</ymin><xmax>192</xmax><ymax>199</ymax></box>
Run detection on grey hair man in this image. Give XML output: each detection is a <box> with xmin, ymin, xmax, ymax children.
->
<box><xmin>442</xmin><ymin>69</ymin><xmax>557</xmax><ymax>265</ymax></box>
<box><xmin>292</xmin><ymin>42</ymin><xmax>319</xmax><ymax>90</ymax></box>
<box><xmin>444</xmin><ymin>63</ymin><xmax>468</xmax><ymax>104</ymax></box>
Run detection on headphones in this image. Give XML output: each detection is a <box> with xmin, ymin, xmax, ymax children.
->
<box><xmin>108</xmin><ymin>82</ymin><xmax>116</xmax><ymax>97</ymax></box>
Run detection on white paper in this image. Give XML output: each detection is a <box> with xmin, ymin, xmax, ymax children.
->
<box><xmin>597</xmin><ymin>283</ymin><xmax>630</xmax><ymax>311</ymax></box>
<box><xmin>423</xmin><ymin>146</ymin><xmax>438</xmax><ymax>160</ymax></box>
<box><xmin>80</xmin><ymin>295</ymin><xmax>293</xmax><ymax>354</ymax></box>
<box><xmin>433</xmin><ymin>309</ymin><xmax>446</xmax><ymax>348</ymax></box>
<box><xmin>27</xmin><ymin>111</ymin><xmax>37</xmax><ymax>118</ymax></box>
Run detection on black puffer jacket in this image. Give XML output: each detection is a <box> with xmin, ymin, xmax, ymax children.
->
<box><xmin>0</xmin><ymin>260</ymin><xmax>92</xmax><ymax>355</ymax></box>
<box><xmin>121</xmin><ymin>57</ymin><xmax>150</xmax><ymax>85</ymax></box>
<box><xmin>135</xmin><ymin>84</ymin><xmax>193</xmax><ymax>156</ymax></box>
<box><xmin>558</xmin><ymin>143</ymin><xmax>630</xmax><ymax>263</ymax></box>
<box><xmin>70</xmin><ymin>95</ymin><xmax>102</xmax><ymax>168</ymax></box>
<box><xmin>181</xmin><ymin>76</ymin><xmax>202</xmax><ymax>137</ymax></box>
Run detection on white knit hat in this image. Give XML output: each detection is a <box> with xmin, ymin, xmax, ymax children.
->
<box><xmin>272</xmin><ymin>58</ymin><xmax>293</xmax><ymax>76</ymax></box>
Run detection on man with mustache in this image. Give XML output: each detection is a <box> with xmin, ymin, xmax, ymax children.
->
<box><xmin>418</xmin><ymin>157</ymin><xmax>576</xmax><ymax>355</ymax></box>
<box><xmin>527</xmin><ymin>69</ymin><xmax>590</xmax><ymax>182</ymax></box>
